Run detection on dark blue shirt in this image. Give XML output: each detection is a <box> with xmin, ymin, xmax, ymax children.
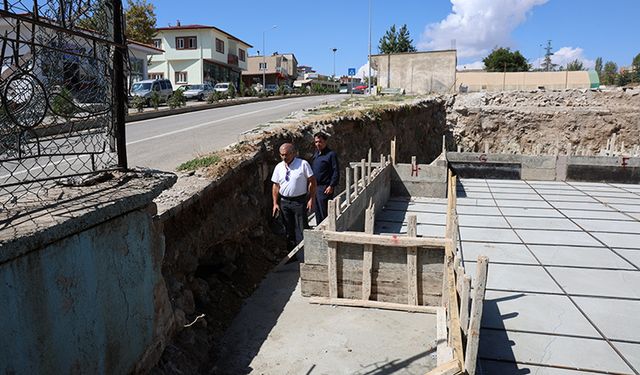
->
<box><xmin>312</xmin><ymin>147</ymin><xmax>339</xmax><ymax>187</ymax></box>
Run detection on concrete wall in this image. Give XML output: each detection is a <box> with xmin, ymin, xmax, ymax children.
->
<box><xmin>391</xmin><ymin>162</ymin><xmax>447</xmax><ymax>198</ymax></box>
<box><xmin>0</xmin><ymin>174</ymin><xmax>175</xmax><ymax>374</ymax></box>
<box><xmin>371</xmin><ymin>50</ymin><xmax>457</xmax><ymax>94</ymax></box>
<box><xmin>456</xmin><ymin>71</ymin><xmax>593</xmax><ymax>92</ymax></box>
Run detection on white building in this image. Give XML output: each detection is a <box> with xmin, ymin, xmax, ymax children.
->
<box><xmin>148</xmin><ymin>23</ymin><xmax>252</xmax><ymax>89</ymax></box>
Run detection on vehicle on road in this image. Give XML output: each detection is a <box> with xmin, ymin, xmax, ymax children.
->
<box><xmin>180</xmin><ymin>84</ymin><xmax>214</xmax><ymax>101</ymax></box>
<box><xmin>129</xmin><ymin>79</ymin><xmax>173</xmax><ymax>105</ymax></box>
<box><xmin>213</xmin><ymin>82</ymin><xmax>234</xmax><ymax>93</ymax></box>
<box><xmin>352</xmin><ymin>85</ymin><xmax>367</xmax><ymax>94</ymax></box>
<box><xmin>264</xmin><ymin>84</ymin><xmax>278</xmax><ymax>95</ymax></box>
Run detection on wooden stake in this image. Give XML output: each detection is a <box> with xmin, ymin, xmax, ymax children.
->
<box><xmin>345</xmin><ymin>167</ymin><xmax>352</xmax><ymax>204</ymax></box>
<box><xmin>459</xmin><ymin>275</ymin><xmax>471</xmax><ymax>333</ymax></box>
<box><xmin>391</xmin><ymin>137</ymin><xmax>397</xmax><ymax>165</ymax></box>
<box><xmin>327</xmin><ymin>241</ymin><xmax>338</xmax><ymax>299</ymax></box>
<box><xmin>380</xmin><ymin>153</ymin><xmax>385</xmax><ymax>168</ymax></box>
<box><xmin>367</xmin><ymin>149</ymin><xmax>372</xmax><ymax>184</ymax></box>
<box><xmin>327</xmin><ymin>198</ymin><xmax>336</xmax><ymax>231</ymax></box>
<box><xmin>407</xmin><ymin>215</ymin><xmax>418</xmax><ymax>305</ymax></box>
<box><xmin>362</xmin><ymin>204</ymin><xmax>375</xmax><ymax>301</ymax></box>
<box><xmin>353</xmin><ymin>165</ymin><xmax>360</xmax><ymax>194</ymax></box>
<box><xmin>361</xmin><ymin>159</ymin><xmax>366</xmax><ymax>186</ymax></box>
<box><xmin>464</xmin><ymin>256</ymin><xmax>489</xmax><ymax>375</ymax></box>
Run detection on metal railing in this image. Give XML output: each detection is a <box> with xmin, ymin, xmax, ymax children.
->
<box><xmin>0</xmin><ymin>0</ymin><xmax>127</xmax><ymax>215</ymax></box>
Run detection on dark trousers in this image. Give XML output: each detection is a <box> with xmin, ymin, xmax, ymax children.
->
<box><xmin>314</xmin><ymin>185</ymin><xmax>334</xmax><ymax>225</ymax></box>
<box><xmin>280</xmin><ymin>197</ymin><xmax>307</xmax><ymax>259</ymax></box>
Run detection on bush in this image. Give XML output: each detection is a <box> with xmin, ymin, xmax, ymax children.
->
<box><xmin>227</xmin><ymin>84</ymin><xmax>236</xmax><ymax>99</ymax></box>
<box><xmin>167</xmin><ymin>90</ymin><xmax>186</xmax><ymax>109</ymax></box>
<box><xmin>239</xmin><ymin>81</ymin><xmax>245</xmax><ymax>97</ymax></box>
<box><xmin>206</xmin><ymin>91</ymin><xmax>221</xmax><ymax>103</ymax></box>
<box><xmin>150</xmin><ymin>91</ymin><xmax>161</xmax><ymax>110</ymax></box>
<box><xmin>131</xmin><ymin>96</ymin><xmax>146</xmax><ymax>112</ymax></box>
<box><xmin>51</xmin><ymin>87</ymin><xmax>76</xmax><ymax>117</ymax></box>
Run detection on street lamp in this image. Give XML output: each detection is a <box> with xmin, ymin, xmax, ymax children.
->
<box><xmin>332</xmin><ymin>48</ymin><xmax>337</xmax><ymax>79</ymax></box>
<box><xmin>262</xmin><ymin>25</ymin><xmax>277</xmax><ymax>91</ymax></box>
<box><xmin>367</xmin><ymin>0</ymin><xmax>372</xmax><ymax>95</ymax></box>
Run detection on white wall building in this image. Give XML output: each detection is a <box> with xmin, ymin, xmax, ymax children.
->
<box><xmin>148</xmin><ymin>23</ymin><xmax>252</xmax><ymax>89</ymax></box>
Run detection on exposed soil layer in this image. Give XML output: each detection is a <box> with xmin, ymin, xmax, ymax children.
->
<box><xmin>151</xmin><ymin>98</ymin><xmax>448</xmax><ymax>373</ymax></box>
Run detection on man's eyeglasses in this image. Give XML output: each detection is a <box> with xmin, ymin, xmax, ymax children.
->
<box><xmin>285</xmin><ymin>168</ymin><xmax>290</xmax><ymax>182</ymax></box>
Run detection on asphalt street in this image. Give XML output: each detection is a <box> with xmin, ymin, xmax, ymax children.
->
<box><xmin>126</xmin><ymin>94</ymin><xmax>344</xmax><ymax>171</ymax></box>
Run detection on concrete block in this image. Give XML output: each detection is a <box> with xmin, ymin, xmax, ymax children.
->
<box><xmin>521</xmin><ymin>167</ymin><xmax>556</xmax><ymax>181</ymax></box>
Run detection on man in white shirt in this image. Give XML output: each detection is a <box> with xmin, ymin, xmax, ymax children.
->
<box><xmin>272</xmin><ymin>143</ymin><xmax>317</xmax><ymax>256</ymax></box>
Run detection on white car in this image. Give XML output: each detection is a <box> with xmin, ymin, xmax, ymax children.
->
<box><xmin>180</xmin><ymin>84</ymin><xmax>214</xmax><ymax>101</ymax></box>
<box><xmin>213</xmin><ymin>82</ymin><xmax>234</xmax><ymax>93</ymax></box>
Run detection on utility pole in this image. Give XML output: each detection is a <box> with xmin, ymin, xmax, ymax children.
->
<box><xmin>542</xmin><ymin>40</ymin><xmax>554</xmax><ymax>72</ymax></box>
<box><xmin>262</xmin><ymin>25</ymin><xmax>277</xmax><ymax>91</ymax></box>
<box><xmin>332</xmin><ymin>48</ymin><xmax>337</xmax><ymax>79</ymax></box>
<box><xmin>367</xmin><ymin>0</ymin><xmax>372</xmax><ymax>95</ymax></box>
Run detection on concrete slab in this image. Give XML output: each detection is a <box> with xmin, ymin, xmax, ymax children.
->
<box><xmin>528</xmin><ymin>245</ymin><xmax>635</xmax><ymax>269</ymax></box>
<box><xmin>615</xmin><ymin>249</ymin><xmax>640</xmax><ymax>268</ymax></box>
<box><xmin>574</xmin><ymin>219</ymin><xmax>640</xmax><ymax>234</ymax></box>
<box><xmin>592</xmin><ymin>232</ymin><xmax>640</xmax><ymax>249</ymax></box>
<box><xmin>534</xmin><ymin>188</ymin><xmax>588</xmax><ymax>196</ymax></box>
<box><xmin>547</xmin><ymin>267</ymin><xmax>640</xmax><ymax>299</ymax></box>
<box><xmin>492</xmin><ymin>192</ymin><xmax>541</xmax><ymax>200</ymax></box>
<box><xmin>479</xmin><ymin>330</ymin><xmax>633</xmax><ymax>374</ymax></box>
<box><xmin>615</xmin><ymin>343</ymin><xmax>640</xmax><ymax>374</ymax></box>
<box><xmin>461</xmin><ymin>242</ymin><xmax>538</xmax><ymax>264</ymax></box>
<box><xmin>489</xmin><ymin>187</ymin><xmax>538</xmax><ymax>194</ymax></box>
<box><xmin>479</xmin><ymin>360</ymin><xmax>592</xmax><ymax>374</ymax></box>
<box><xmin>515</xmin><ymin>229</ymin><xmax>601</xmax><ymax>247</ymax></box>
<box><xmin>482</xmin><ymin>291</ymin><xmax>600</xmax><ymax>337</ymax></box>
<box><xmin>611</xmin><ymin>204</ymin><xmax>640</xmax><ymax>213</ymax></box>
<box><xmin>538</xmin><ymin>194</ymin><xmax>597</xmax><ymax>202</ymax></box>
<box><xmin>500</xmin><ymin>207</ymin><xmax>565</xmax><ymax>218</ymax></box>
<box><xmin>458</xmin><ymin>214</ymin><xmax>511</xmax><ymax>229</ymax></box>
<box><xmin>550</xmin><ymin>201</ymin><xmax>616</xmax><ymax>211</ymax></box>
<box><xmin>560</xmin><ymin>209</ymin><xmax>632</xmax><ymax>220</ymax></box>
<box><xmin>215</xmin><ymin>262</ymin><xmax>438</xmax><ymax>374</ymax></box>
<box><xmin>592</xmin><ymin>196</ymin><xmax>640</xmax><ymax>205</ymax></box>
<box><xmin>495</xmin><ymin>199</ymin><xmax>553</xmax><ymax>209</ymax></box>
<box><xmin>456</xmin><ymin>205</ymin><xmax>502</xmax><ymax>216</ymax></box>
<box><xmin>486</xmin><ymin>180</ymin><xmax>529</xmax><ymax>186</ymax></box>
<box><xmin>464</xmin><ymin>262</ymin><xmax>561</xmax><ymax>294</ymax></box>
<box><xmin>459</xmin><ymin>227</ymin><xmax>522</xmax><ymax>243</ymax></box>
<box><xmin>457</xmin><ymin>198</ymin><xmax>496</xmax><ymax>206</ymax></box>
<box><xmin>585</xmin><ymin>191</ymin><xmax>638</xmax><ymax>198</ymax></box>
<box><xmin>376</xmin><ymin>210</ymin><xmax>446</xmax><ymax>225</ymax></box>
<box><xmin>572</xmin><ymin>297</ymin><xmax>640</xmax><ymax>342</ymax></box>
<box><xmin>506</xmin><ymin>217</ymin><xmax>581</xmax><ymax>231</ymax></box>
<box><xmin>457</xmin><ymin>191</ymin><xmax>493</xmax><ymax>199</ymax></box>
<box><xmin>375</xmin><ymin>221</ymin><xmax>445</xmax><ymax>237</ymax></box>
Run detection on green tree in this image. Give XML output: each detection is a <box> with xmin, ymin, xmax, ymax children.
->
<box><xmin>125</xmin><ymin>0</ymin><xmax>156</xmax><ymax>44</ymax></box>
<box><xmin>595</xmin><ymin>57</ymin><xmax>603</xmax><ymax>75</ymax></box>
<box><xmin>566</xmin><ymin>59</ymin><xmax>584</xmax><ymax>71</ymax></box>
<box><xmin>378</xmin><ymin>24</ymin><xmax>416</xmax><ymax>54</ymax></box>
<box><xmin>632</xmin><ymin>53</ymin><xmax>640</xmax><ymax>82</ymax></box>
<box><xmin>482</xmin><ymin>47</ymin><xmax>531</xmax><ymax>72</ymax></box>
<box><xmin>602</xmin><ymin>61</ymin><xmax>618</xmax><ymax>85</ymax></box>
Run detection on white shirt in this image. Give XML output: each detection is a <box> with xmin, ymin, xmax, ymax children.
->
<box><xmin>271</xmin><ymin>157</ymin><xmax>314</xmax><ymax>197</ymax></box>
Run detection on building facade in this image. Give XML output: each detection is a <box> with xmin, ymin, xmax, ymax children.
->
<box><xmin>241</xmin><ymin>53</ymin><xmax>298</xmax><ymax>89</ymax></box>
<box><xmin>148</xmin><ymin>24</ymin><xmax>252</xmax><ymax>89</ymax></box>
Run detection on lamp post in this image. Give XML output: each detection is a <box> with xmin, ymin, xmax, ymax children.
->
<box><xmin>262</xmin><ymin>25</ymin><xmax>277</xmax><ymax>91</ymax></box>
<box><xmin>367</xmin><ymin>0</ymin><xmax>372</xmax><ymax>95</ymax></box>
<box><xmin>332</xmin><ymin>48</ymin><xmax>337</xmax><ymax>79</ymax></box>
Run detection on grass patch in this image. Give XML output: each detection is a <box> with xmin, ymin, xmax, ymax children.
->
<box><xmin>176</xmin><ymin>154</ymin><xmax>221</xmax><ymax>171</ymax></box>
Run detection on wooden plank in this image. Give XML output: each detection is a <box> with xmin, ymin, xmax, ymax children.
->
<box><xmin>362</xmin><ymin>205</ymin><xmax>375</xmax><ymax>301</ymax></box>
<box><xmin>459</xmin><ymin>275</ymin><xmax>471</xmax><ymax>333</ymax></box>
<box><xmin>445</xmin><ymin>240</ymin><xmax>464</xmax><ymax>371</ymax></box>
<box><xmin>426</xmin><ymin>359</ymin><xmax>462</xmax><ymax>375</ymax></box>
<box><xmin>436</xmin><ymin>307</ymin><xmax>454</xmax><ymax>366</ymax></box>
<box><xmin>345</xmin><ymin>167</ymin><xmax>352</xmax><ymax>204</ymax></box>
<box><xmin>407</xmin><ymin>215</ymin><xmax>418</xmax><ymax>305</ymax></box>
<box><xmin>456</xmin><ymin>265</ymin><xmax>464</xmax><ymax>296</ymax></box>
<box><xmin>322</xmin><ymin>230</ymin><xmax>446</xmax><ymax>248</ymax></box>
<box><xmin>327</xmin><ymin>199</ymin><xmax>336</xmax><ymax>231</ymax></box>
<box><xmin>391</xmin><ymin>137</ymin><xmax>396</xmax><ymax>165</ymax></box>
<box><xmin>367</xmin><ymin>148</ymin><xmax>372</xmax><ymax>184</ymax></box>
<box><xmin>309</xmin><ymin>297</ymin><xmax>439</xmax><ymax>314</ymax></box>
<box><xmin>380</xmin><ymin>153</ymin><xmax>385</xmax><ymax>168</ymax></box>
<box><xmin>464</xmin><ymin>256</ymin><xmax>489</xmax><ymax>375</ymax></box>
<box><xmin>327</xmin><ymin>241</ymin><xmax>338</xmax><ymax>299</ymax></box>
<box><xmin>361</xmin><ymin>159</ymin><xmax>366</xmax><ymax>186</ymax></box>
<box><xmin>353</xmin><ymin>165</ymin><xmax>360</xmax><ymax>194</ymax></box>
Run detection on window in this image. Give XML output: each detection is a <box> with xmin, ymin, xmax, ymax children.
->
<box><xmin>175</xmin><ymin>71</ymin><xmax>188</xmax><ymax>84</ymax></box>
<box><xmin>215</xmin><ymin>38</ymin><xmax>224</xmax><ymax>54</ymax></box>
<box><xmin>259</xmin><ymin>62</ymin><xmax>267</xmax><ymax>70</ymax></box>
<box><xmin>176</xmin><ymin>36</ymin><xmax>197</xmax><ymax>50</ymax></box>
<box><xmin>149</xmin><ymin>73</ymin><xmax>163</xmax><ymax>80</ymax></box>
<box><xmin>152</xmin><ymin>38</ymin><xmax>162</xmax><ymax>49</ymax></box>
<box><xmin>239</xmin><ymin>49</ymin><xmax>246</xmax><ymax>62</ymax></box>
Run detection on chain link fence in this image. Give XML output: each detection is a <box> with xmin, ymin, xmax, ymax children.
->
<box><xmin>0</xmin><ymin>0</ymin><xmax>127</xmax><ymax>220</ymax></box>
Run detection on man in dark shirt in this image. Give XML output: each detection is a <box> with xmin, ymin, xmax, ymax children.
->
<box><xmin>311</xmin><ymin>132</ymin><xmax>339</xmax><ymax>224</ymax></box>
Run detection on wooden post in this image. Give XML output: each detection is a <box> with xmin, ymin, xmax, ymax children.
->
<box><xmin>465</xmin><ymin>256</ymin><xmax>489</xmax><ymax>375</ymax></box>
<box><xmin>361</xmin><ymin>159</ymin><xmax>366</xmax><ymax>186</ymax></box>
<box><xmin>484</xmin><ymin>142</ymin><xmax>489</xmax><ymax>154</ymax></box>
<box><xmin>327</xmin><ymin>201</ymin><xmax>338</xmax><ymax>299</ymax></box>
<box><xmin>327</xmin><ymin>199</ymin><xmax>336</xmax><ymax>231</ymax></box>
<box><xmin>362</xmin><ymin>203</ymin><xmax>375</xmax><ymax>301</ymax></box>
<box><xmin>334</xmin><ymin>195</ymin><xmax>341</xmax><ymax>216</ymax></box>
<box><xmin>460</xmin><ymin>275</ymin><xmax>471</xmax><ymax>332</ymax></box>
<box><xmin>353</xmin><ymin>165</ymin><xmax>360</xmax><ymax>195</ymax></box>
<box><xmin>345</xmin><ymin>167</ymin><xmax>352</xmax><ymax>204</ymax></box>
<box><xmin>407</xmin><ymin>215</ymin><xmax>418</xmax><ymax>305</ymax></box>
<box><xmin>391</xmin><ymin>137</ymin><xmax>397</xmax><ymax>165</ymax></box>
<box><xmin>367</xmin><ymin>149</ymin><xmax>372</xmax><ymax>184</ymax></box>
<box><xmin>380</xmin><ymin>153</ymin><xmax>385</xmax><ymax>168</ymax></box>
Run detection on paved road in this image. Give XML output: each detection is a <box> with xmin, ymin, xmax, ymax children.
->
<box><xmin>126</xmin><ymin>95</ymin><xmax>344</xmax><ymax>171</ymax></box>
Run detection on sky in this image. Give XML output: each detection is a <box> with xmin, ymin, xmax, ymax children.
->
<box><xmin>149</xmin><ymin>0</ymin><xmax>640</xmax><ymax>77</ymax></box>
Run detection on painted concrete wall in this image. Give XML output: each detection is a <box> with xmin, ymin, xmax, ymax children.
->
<box><xmin>371</xmin><ymin>50</ymin><xmax>457</xmax><ymax>94</ymax></box>
<box><xmin>456</xmin><ymin>71</ymin><xmax>593</xmax><ymax>92</ymax></box>
<box><xmin>0</xmin><ymin>205</ymin><xmax>173</xmax><ymax>374</ymax></box>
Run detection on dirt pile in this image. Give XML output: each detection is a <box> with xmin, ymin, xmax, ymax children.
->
<box><xmin>448</xmin><ymin>88</ymin><xmax>640</xmax><ymax>154</ymax></box>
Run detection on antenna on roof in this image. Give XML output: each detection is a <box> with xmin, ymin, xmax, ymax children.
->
<box><xmin>176</xmin><ymin>20</ymin><xmax>181</xmax><ymax>27</ymax></box>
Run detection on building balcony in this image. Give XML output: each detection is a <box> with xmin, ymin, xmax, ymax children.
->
<box><xmin>228</xmin><ymin>54</ymin><xmax>239</xmax><ymax>66</ymax></box>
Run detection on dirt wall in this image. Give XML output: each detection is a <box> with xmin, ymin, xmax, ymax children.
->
<box><xmin>151</xmin><ymin>98</ymin><xmax>448</xmax><ymax>373</ymax></box>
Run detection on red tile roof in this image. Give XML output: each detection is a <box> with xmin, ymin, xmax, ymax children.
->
<box><xmin>155</xmin><ymin>24</ymin><xmax>253</xmax><ymax>48</ymax></box>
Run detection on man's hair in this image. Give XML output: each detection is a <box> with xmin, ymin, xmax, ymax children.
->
<box><xmin>314</xmin><ymin>132</ymin><xmax>328</xmax><ymax>140</ymax></box>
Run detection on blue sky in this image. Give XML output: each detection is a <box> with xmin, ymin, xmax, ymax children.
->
<box><xmin>149</xmin><ymin>0</ymin><xmax>639</xmax><ymax>75</ymax></box>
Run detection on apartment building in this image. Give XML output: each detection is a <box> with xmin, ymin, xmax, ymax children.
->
<box><xmin>148</xmin><ymin>23</ymin><xmax>252</xmax><ymax>89</ymax></box>
<box><xmin>241</xmin><ymin>53</ymin><xmax>298</xmax><ymax>88</ymax></box>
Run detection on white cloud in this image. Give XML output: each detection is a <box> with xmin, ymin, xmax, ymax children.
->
<box><xmin>356</xmin><ymin>61</ymin><xmax>377</xmax><ymax>79</ymax></box>
<box><xmin>419</xmin><ymin>0</ymin><xmax>548</xmax><ymax>59</ymax></box>
<box><xmin>457</xmin><ymin>60</ymin><xmax>485</xmax><ymax>70</ymax></box>
<box><xmin>531</xmin><ymin>47</ymin><xmax>595</xmax><ymax>69</ymax></box>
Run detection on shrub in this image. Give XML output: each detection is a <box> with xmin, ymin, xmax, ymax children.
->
<box><xmin>131</xmin><ymin>96</ymin><xmax>146</xmax><ymax>112</ymax></box>
<box><xmin>51</xmin><ymin>87</ymin><xmax>76</xmax><ymax>117</ymax></box>
<box><xmin>206</xmin><ymin>91</ymin><xmax>221</xmax><ymax>103</ymax></box>
<box><xmin>167</xmin><ymin>90</ymin><xmax>186</xmax><ymax>109</ymax></box>
<box><xmin>150</xmin><ymin>91</ymin><xmax>161</xmax><ymax>110</ymax></box>
<box><xmin>176</xmin><ymin>154</ymin><xmax>221</xmax><ymax>171</ymax></box>
<box><xmin>227</xmin><ymin>84</ymin><xmax>236</xmax><ymax>99</ymax></box>
<box><xmin>239</xmin><ymin>81</ymin><xmax>245</xmax><ymax>97</ymax></box>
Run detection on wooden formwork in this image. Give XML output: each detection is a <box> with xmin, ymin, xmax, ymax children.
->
<box><xmin>300</xmin><ymin>143</ymin><xmax>489</xmax><ymax>375</ymax></box>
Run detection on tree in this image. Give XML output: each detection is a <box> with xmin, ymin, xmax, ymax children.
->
<box><xmin>482</xmin><ymin>47</ymin><xmax>531</xmax><ymax>72</ymax></box>
<box><xmin>602</xmin><ymin>61</ymin><xmax>618</xmax><ymax>85</ymax></box>
<box><xmin>566</xmin><ymin>59</ymin><xmax>584</xmax><ymax>71</ymax></box>
<box><xmin>632</xmin><ymin>53</ymin><xmax>640</xmax><ymax>82</ymax></box>
<box><xmin>378</xmin><ymin>24</ymin><xmax>416</xmax><ymax>54</ymax></box>
<box><xmin>125</xmin><ymin>0</ymin><xmax>156</xmax><ymax>44</ymax></box>
<box><xmin>595</xmin><ymin>57</ymin><xmax>603</xmax><ymax>75</ymax></box>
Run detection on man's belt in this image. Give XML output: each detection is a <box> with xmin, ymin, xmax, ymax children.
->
<box><xmin>280</xmin><ymin>193</ymin><xmax>307</xmax><ymax>202</ymax></box>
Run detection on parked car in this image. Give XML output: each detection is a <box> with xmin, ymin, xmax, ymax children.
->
<box><xmin>264</xmin><ymin>84</ymin><xmax>278</xmax><ymax>95</ymax></box>
<box><xmin>129</xmin><ymin>79</ymin><xmax>173</xmax><ymax>105</ymax></box>
<box><xmin>180</xmin><ymin>84</ymin><xmax>214</xmax><ymax>101</ymax></box>
<box><xmin>213</xmin><ymin>82</ymin><xmax>234</xmax><ymax>93</ymax></box>
<box><xmin>352</xmin><ymin>85</ymin><xmax>367</xmax><ymax>94</ymax></box>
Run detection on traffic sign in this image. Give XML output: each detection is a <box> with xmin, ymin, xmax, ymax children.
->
<box><xmin>348</xmin><ymin>68</ymin><xmax>356</xmax><ymax>76</ymax></box>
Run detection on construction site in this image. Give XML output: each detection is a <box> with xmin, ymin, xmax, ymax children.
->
<box><xmin>3</xmin><ymin>84</ymin><xmax>640</xmax><ymax>374</ymax></box>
